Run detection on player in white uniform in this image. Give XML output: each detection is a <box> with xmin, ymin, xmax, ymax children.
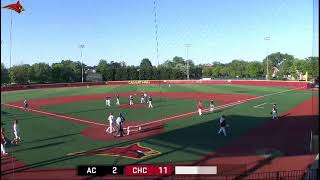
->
<box><xmin>129</xmin><ymin>95</ymin><xmax>134</xmax><ymax>105</ymax></box>
<box><xmin>209</xmin><ymin>100</ymin><xmax>215</xmax><ymax>112</ymax></box>
<box><xmin>1</xmin><ymin>128</ymin><xmax>8</xmax><ymax>156</ymax></box>
<box><xmin>143</xmin><ymin>93</ymin><xmax>148</xmax><ymax>104</ymax></box>
<box><xmin>23</xmin><ymin>99</ymin><xmax>28</xmax><ymax>111</ymax></box>
<box><xmin>11</xmin><ymin>120</ymin><xmax>21</xmax><ymax>144</ymax></box>
<box><xmin>116</xmin><ymin>94</ymin><xmax>120</xmax><ymax>105</ymax></box>
<box><xmin>106</xmin><ymin>113</ymin><xmax>115</xmax><ymax>133</ymax></box>
<box><xmin>140</xmin><ymin>94</ymin><xmax>145</xmax><ymax>104</ymax></box>
<box><xmin>105</xmin><ymin>96</ymin><xmax>111</xmax><ymax>107</ymax></box>
<box><xmin>148</xmin><ymin>96</ymin><xmax>153</xmax><ymax>108</ymax></box>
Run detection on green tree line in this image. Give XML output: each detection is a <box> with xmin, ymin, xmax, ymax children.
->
<box><xmin>1</xmin><ymin>52</ymin><xmax>318</xmax><ymax>85</ymax></box>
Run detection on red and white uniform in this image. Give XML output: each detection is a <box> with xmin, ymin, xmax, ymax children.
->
<box><xmin>1</xmin><ymin>130</ymin><xmax>7</xmax><ymax>155</ymax></box>
<box><xmin>197</xmin><ymin>102</ymin><xmax>203</xmax><ymax>116</ymax></box>
<box><xmin>106</xmin><ymin>113</ymin><xmax>115</xmax><ymax>133</ymax></box>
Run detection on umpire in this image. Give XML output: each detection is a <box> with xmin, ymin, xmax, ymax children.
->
<box><xmin>115</xmin><ymin>113</ymin><xmax>125</xmax><ymax>137</ymax></box>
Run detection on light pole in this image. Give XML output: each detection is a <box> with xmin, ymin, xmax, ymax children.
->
<box><xmin>184</xmin><ymin>44</ymin><xmax>191</xmax><ymax>80</ymax></box>
<box><xmin>79</xmin><ymin>44</ymin><xmax>85</xmax><ymax>83</ymax></box>
<box><xmin>264</xmin><ymin>37</ymin><xmax>270</xmax><ymax>80</ymax></box>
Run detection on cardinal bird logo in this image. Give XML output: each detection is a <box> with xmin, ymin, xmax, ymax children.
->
<box><xmin>67</xmin><ymin>143</ymin><xmax>161</xmax><ymax>159</ymax></box>
<box><xmin>2</xmin><ymin>1</ymin><xmax>25</xmax><ymax>14</ymax></box>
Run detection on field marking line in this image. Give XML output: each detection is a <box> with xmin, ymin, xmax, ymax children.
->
<box><xmin>253</xmin><ymin>103</ymin><xmax>267</xmax><ymax>109</ymax></box>
<box><xmin>0</xmin><ymin>103</ymin><xmax>107</xmax><ymax>127</ymax></box>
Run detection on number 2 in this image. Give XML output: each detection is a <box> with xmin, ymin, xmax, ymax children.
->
<box><xmin>113</xmin><ymin>167</ymin><xmax>117</xmax><ymax>174</ymax></box>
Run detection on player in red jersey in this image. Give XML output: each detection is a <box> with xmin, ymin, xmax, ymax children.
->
<box><xmin>197</xmin><ymin>101</ymin><xmax>203</xmax><ymax>116</ymax></box>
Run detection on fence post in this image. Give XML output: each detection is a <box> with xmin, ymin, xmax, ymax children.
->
<box><xmin>276</xmin><ymin>171</ymin><xmax>279</xmax><ymax>180</ymax></box>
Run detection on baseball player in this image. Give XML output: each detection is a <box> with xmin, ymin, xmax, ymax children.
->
<box><xmin>129</xmin><ymin>95</ymin><xmax>134</xmax><ymax>105</ymax></box>
<box><xmin>106</xmin><ymin>113</ymin><xmax>115</xmax><ymax>133</ymax></box>
<box><xmin>140</xmin><ymin>94</ymin><xmax>145</xmax><ymax>104</ymax></box>
<box><xmin>148</xmin><ymin>96</ymin><xmax>153</xmax><ymax>108</ymax></box>
<box><xmin>209</xmin><ymin>100</ymin><xmax>215</xmax><ymax>112</ymax></box>
<box><xmin>115</xmin><ymin>113</ymin><xmax>125</xmax><ymax>137</ymax></box>
<box><xmin>11</xmin><ymin>120</ymin><xmax>21</xmax><ymax>145</ymax></box>
<box><xmin>1</xmin><ymin>128</ymin><xmax>8</xmax><ymax>156</ymax></box>
<box><xmin>197</xmin><ymin>101</ymin><xmax>203</xmax><ymax>116</ymax></box>
<box><xmin>23</xmin><ymin>99</ymin><xmax>28</xmax><ymax>111</ymax></box>
<box><xmin>116</xmin><ymin>94</ymin><xmax>120</xmax><ymax>105</ymax></box>
<box><xmin>105</xmin><ymin>96</ymin><xmax>111</xmax><ymax>107</ymax></box>
<box><xmin>217</xmin><ymin>115</ymin><xmax>228</xmax><ymax>136</ymax></box>
<box><xmin>143</xmin><ymin>92</ymin><xmax>148</xmax><ymax>104</ymax></box>
<box><xmin>271</xmin><ymin>104</ymin><xmax>278</xmax><ymax>120</ymax></box>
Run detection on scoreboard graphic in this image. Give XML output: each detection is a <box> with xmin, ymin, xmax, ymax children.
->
<box><xmin>78</xmin><ymin>165</ymin><xmax>227</xmax><ymax>176</ymax></box>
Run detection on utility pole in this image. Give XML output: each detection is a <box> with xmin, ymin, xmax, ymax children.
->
<box><xmin>79</xmin><ymin>44</ymin><xmax>85</xmax><ymax>83</ymax></box>
<box><xmin>264</xmin><ymin>37</ymin><xmax>270</xmax><ymax>80</ymax></box>
<box><xmin>184</xmin><ymin>44</ymin><xmax>191</xmax><ymax>80</ymax></box>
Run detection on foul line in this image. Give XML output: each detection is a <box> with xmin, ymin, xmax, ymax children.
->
<box><xmin>1</xmin><ymin>103</ymin><xmax>107</xmax><ymax>127</ymax></box>
<box><xmin>253</xmin><ymin>103</ymin><xmax>267</xmax><ymax>109</ymax></box>
<box><xmin>1</xmin><ymin>86</ymin><xmax>305</xmax><ymax>132</ymax></box>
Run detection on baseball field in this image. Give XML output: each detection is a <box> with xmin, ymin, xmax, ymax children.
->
<box><xmin>1</xmin><ymin>81</ymin><xmax>318</xmax><ymax>179</ymax></box>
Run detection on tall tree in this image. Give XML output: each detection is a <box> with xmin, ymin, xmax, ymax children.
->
<box><xmin>30</xmin><ymin>63</ymin><xmax>51</xmax><ymax>83</ymax></box>
<box><xmin>140</xmin><ymin>58</ymin><xmax>153</xmax><ymax>68</ymax></box>
<box><xmin>9</xmin><ymin>64</ymin><xmax>31</xmax><ymax>84</ymax></box>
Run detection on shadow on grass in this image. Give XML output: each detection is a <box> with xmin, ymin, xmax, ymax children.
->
<box><xmin>1</xmin><ymin>138</ymin><xmax>142</xmax><ymax>175</ymax></box>
<box><xmin>23</xmin><ymin>133</ymin><xmax>79</xmax><ymax>144</ymax></box>
<box><xmin>10</xmin><ymin>141</ymin><xmax>69</xmax><ymax>153</ymax></box>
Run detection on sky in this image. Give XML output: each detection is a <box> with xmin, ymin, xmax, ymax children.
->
<box><xmin>1</xmin><ymin>0</ymin><xmax>318</xmax><ymax>67</ymax></box>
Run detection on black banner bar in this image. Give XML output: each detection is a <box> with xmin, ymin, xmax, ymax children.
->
<box><xmin>77</xmin><ymin>166</ymin><xmax>124</xmax><ymax>176</ymax></box>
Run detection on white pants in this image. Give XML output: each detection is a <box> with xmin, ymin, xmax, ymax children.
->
<box><xmin>198</xmin><ymin>109</ymin><xmax>202</xmax><ymax>116</ymax></box>
<box><xmin>129</xmin><ymin>100</ymin><xmax>133</xmax><ymax>105</ymax></box>
<box><xmin>116</xmin><ymin>98</ymin><xmax>120</xmax><ymax>105</ymax></box>
<box><xmin>148</xmin><ymin>101</ymin><xmax>153</xmax><ymax>108</ymax></box>
<box><xmin>14</xmin><ymin>131</ymin><xmax>20</xmax><ymax>140</ymax></box>
<box><xmin>106</xmin><ymin>100</ymin><xmax>110</xmax><ymax>107</ymax></box>
<box><xmin>1</xmin><ymin>144</ymin><xmax>6</xmax><ymax>155</ymax></box>
<box><xmin>272</xmin><ymin>111</ymin><xmax>277</xmax><ymax>120</ymax></box>
<box><xmin>141</xmin><ymin>98</ymin><xmax>144</xmax><ymax>103</ymax></box>
<box><xmin>210</xmin><ymin>105</ymin><xmax>214</xmax><ymax>112</ymax></box>
<box><xmin>106</xmin><ymin>122</ymin><xmax>115</xmax><ymax>133</ymax></box>
<box><xmin>218</xmin><ymin>127</ymin><xmax>227</xmax><ymax>136</ymax></box>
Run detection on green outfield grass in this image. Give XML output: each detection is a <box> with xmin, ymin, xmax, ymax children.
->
<box><xmin>0</xmin><ymin>84</ymin><xmax>315</xmax><ymax>168</ymax></box>
<box><xmin>40</xmin><ymin>97</ymin><xmax>212</xmax><ymax>123</ymax></box>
